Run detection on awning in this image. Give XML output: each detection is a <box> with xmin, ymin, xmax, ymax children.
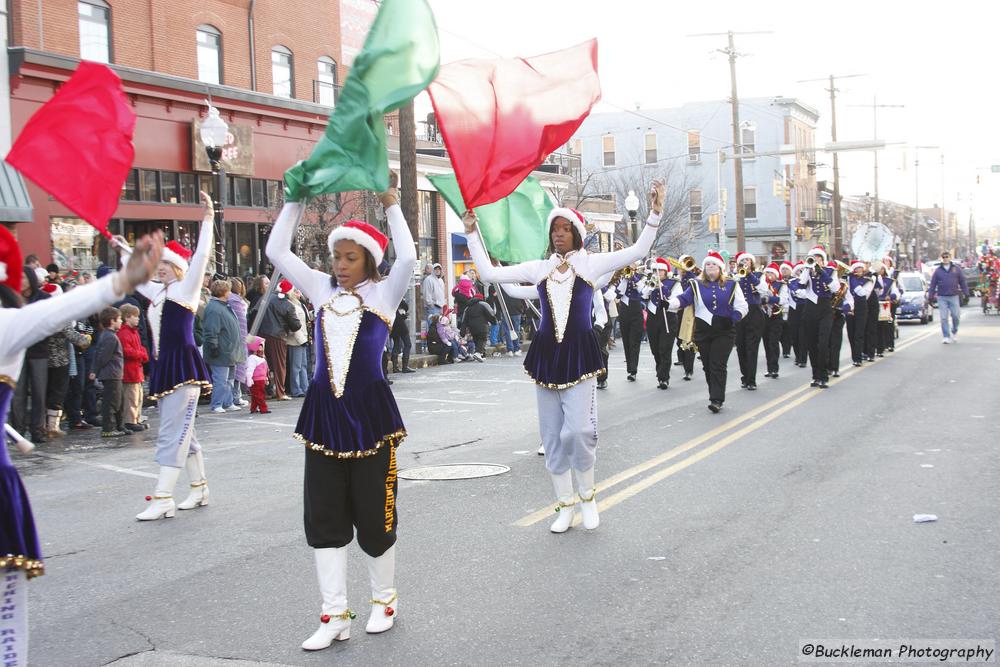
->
<box><xmin>0</xmin><ymin>162</ymin><xmax>33</xmax><ymax>222</ymax></box>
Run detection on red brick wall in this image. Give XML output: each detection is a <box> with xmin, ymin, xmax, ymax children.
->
<box><xmin>9</xmin><ymin>0</ymin><xmax>344</xmax><ymax>103</ymax></box>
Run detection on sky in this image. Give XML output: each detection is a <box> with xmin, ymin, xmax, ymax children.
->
<box><xmin>422</xmin><ymin>0</ymin><xmax>1000</xmax><ymax>239</ymax></box>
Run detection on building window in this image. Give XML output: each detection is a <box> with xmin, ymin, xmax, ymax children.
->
<box><xmin>179</xmin><ymin>174</ymin><xmax>198</xmax><ymax>204</ymax></box>
<box><xmin>159</xmin><ymin>172</ymin><xmax>179</xmax><ymax>203</ymax></box>
<box><xmin>139</xmin><ymin>169</ymin><xmax>158</xmax><ymax>201</ymax></box>
<box><xmin>687</xmin><ymin>130</ymin><xmax>701</xmax><ymax>163</ymax></box>
<box><xmin>272</xmin><ymin>46</ymin><xmax>294</xmax><ymax>98</ymax></box>
<box><xmin>78</xmin><ymin>1</ymin><xmax>111</xmax><ymax>63</ymax></box>
<box><xmin>644</xmin><ymin>132</ymin><xmax>657</xmax><ymax>165</ymax></box>
<box><xmin>121</xmin><ymin>169</ymin><xmax>139</xmax><ymax>201</ymax></box>
<box><xmin>741</xmin><ymin>125</ymin><xmax>756</xmax><ymax>157</ymax></box>
<box><xmin>689</xmin><ymin>189</ymin><xmax>703</xmax><ymax>223</ymax></box>
<box><xmin>418</xmin><ymin>190</ymin><xmax>438</xmax><ymax>266</ymax></box>
<box><xmin>232</xmin><ymin>177</ymin><xmax>251</xmax><ymax>207</ymax></box>
<box><xmin>317</xmin><ymin>56</ymin><xmax>337</xmax><ymax>106</ymax></box>
<box><xmin>196</xmin><ymin>25</ymin><xmax>222</xmax><ymax>85</ymax></box>
<box><xmin>602</xmin><ymin>134</ymin><xmax>615</xmax><ymax>167</ymax></box>
<box><xmin>569</xmin><ymin>138</ymin><xmax>582</xmax><ymax>155</ymax></box>
<box><xmin>251</xmin><ymin>179</ymin><xmax>267</xmax><ymax>208</ymax></box>
<box><xmin>267</xmin><ymin>181</ymin><xmax>283</xmax><ymax>209</ymax></box>
<box><xmin>744</xmin><ymin>187</ymin><xmax>757</xmax><ymax>220</ymax></box>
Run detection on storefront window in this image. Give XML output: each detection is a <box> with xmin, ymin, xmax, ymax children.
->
<box><xmin>267</xmin><ymin>181</ymin><xmax>283</xmax><ymax>209</ymax></box>
<box><xmin>140</xmin><ymin>169</ymin><xmax>158</xmax><ymax>201</ymax></box>
<box><xmin>180</xmin><ymin>173</ymin><xmax>198</xmax><ymax>204</ymax></box>
<box><xmin>51</xmin><ymin>217</ymin><xmax>101</xmax><ymax>271</ymax></box>
<box><xmin>418</xmin><ymin>190</ymin><xmax>437</xmax><ymax>267</ymax></box>
<box><xmin>251</xmin><ymin>179</ymin><xmax>267</xmax><ymax>208</ymax></box>
<box><xmin>235</xmin><ymin>223</ymin><xmax>257</xmax><ymax>280</ymax></box>
<box><xmin>233</xmin><ymin>177</ymin><xmax>251</xmax><ymax>207</ymax></box>
<box><xmin>121</xmin><ymin>169</ymin><xmax>138</xmax><ymax>201</ymax></box>
<box><xmin>160</xmin><ymin>172</ymin><xmax>179</xmax><ymax>203</ymax></box>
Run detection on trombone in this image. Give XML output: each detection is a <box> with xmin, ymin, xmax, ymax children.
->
<box><xmin>668</xmin><ymin>255</ymin><xmax>696</xmax><ymax>273</ymax></box>
<box><xmin>833</xmin><ymin>260</ymin><xmax>852</xmax><ymax>277</ymax></box>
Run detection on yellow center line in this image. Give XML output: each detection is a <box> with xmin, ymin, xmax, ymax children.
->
<box><xmin>513</xmin><ymin>327</ymin><xmax>937</xmax><ymax>527</ymax></box>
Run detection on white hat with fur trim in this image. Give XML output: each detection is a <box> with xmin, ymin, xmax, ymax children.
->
<box><xmin>702</xmin><ymin>251</ymin><xmax>726</xmax><ymax>272</ymax></box>
<box><xmin>735</xmin><ymin>251</ymin><xmax>755</xmax><ymax>266</ymax></box>
<box><xmin>850</xmin><ymin>259</ymin><xmax>866</xmax><ymax>272</ymax></box>
<box><xmin>546</xmin><ymin>207</ymin><xmax>587</xmax><ymax>244</ymax></box>
<box><xmin>328</xmin><ymin>220</ymin><xmax>390</xmax><ymax>265</ymax></box>
<box><xmin>808</xmin><ymin>245</ymin><xmax>828</xmax><ymax>263</ymax></box>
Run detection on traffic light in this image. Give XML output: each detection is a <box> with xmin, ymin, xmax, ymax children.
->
<box><xmin>708</xmin><ymin>213</ymin><xmax>720</xmax><ymax>232</ymax></box>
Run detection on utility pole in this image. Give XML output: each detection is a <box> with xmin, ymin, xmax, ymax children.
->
<box><xmin>689</xmin><ymin>30</ymin><xmax>771</xmax><ymax>253</ymax></box>
<box><xmin>398</xmin><ymin>100</ymin><xmax>420</xmax><ymax>344</ymax></box>
<box><xmin>798</xmin><ymin>73</ymin><xmax>865</xmax><ymax>258</ymax></box>
<box><xmin>849</xmin><ymin>97</ymin><xmax>903</xmax><ymax>223</ymax></box>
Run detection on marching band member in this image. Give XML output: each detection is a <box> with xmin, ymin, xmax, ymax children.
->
<box><xmin>675</xmin><ymin>258</ymin><xmax>699</xmax><ymax>381</ymax></box>
<box><xmin>787</xmin><ymin>261</ymin><xmax>810</xmax><ymax>367</ymax></box>
<box><xmin>875</xmin><ymin>257</ymin><xmax>901</xmax><ymax>356</ymax></box>
<box><xmin>846</xmin><ymin>260</ymin><xmax>874</xmax><ymax>366</ymax></box>
<box><xmin>668</xmin><ymin>251</ymin><xmax>748</xmax><ymax>413</ymax></box>
<box><xmin>641</xmin><ymin>258</ymin><xmax>683</xmax><ymax>389</ymax></box>
<box><xmin>613</xmin><ymin>261</ymin><xmax>645</xmax><ymax>382</ymax></box>
<box><xmin>762</xmin><ymin>262</ymin><xmax>789</xmax><ymax>379</ymax></box>
<box><xmin>465</xmin><ymin>181</ymin><xmax>665</xmax><ymax>533</ymax></box>
<box><xmin>266</xmin><ymin>175</ymin><xmax>414</xmax><ymax>649</ymax></box>
<box><xmin>827</xmin><ymin>262</ymin><xmax>854</xmax><ymax>378</ymax></box>
<box><xmin>734</xmin><ymin>252</ymin><xmax>768</xmax><ymax>390</ymax></box>
<box><xmin>0</xmin><ymin>225</ymin><xmax>162</xmax><ymax>665</ymax></box>
<box><xmin>779</xmin><ymin>261</ymin><xmax>796</xmax><ymax>360</ymax></box>
<box><xmin>796</xmin><ymin>246</ymin><xmax>840</xmax><ymax>389</ymax></box>
<box><xmin>133</xmin><ymin>193</ymin><xmax>216</xmax><ymax>521</ymax></box>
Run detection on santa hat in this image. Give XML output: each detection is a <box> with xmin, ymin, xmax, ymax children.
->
<box><xmin>702</xmin><ymin>251</ymin><xmax>726</xmax><ymax>272</ymax></box>
<box><xmin>161</xmin><ymin>241</ymin><xmax>193</xmax><ymax>273</ymax></box>
<box><xmin>850</xmin><ymin>259</ymin><xmax>866</xmax><ymax>272</ymax></box>
<box><xmin>328</xmin><ymin>220</ymin><xmax>389</xmax><ymax>266</ymax></box>
<box><xmin>792</xmin><ymin>260</ymin><xmax>806</xmax><ymax>274</ymax></box>
<box><xmin>41</xmin><ymin>283</ymin><xmax>62</xmax><ymax>296</ymax></box>
<box><xmin>653</xmin><ymin>257</ymin><xmax>671</xmax><ymax>273</ymax></box>
<box><xmin>882</xmin><ymin>255</ymin><xmax>894</xmax><ymax>266</ymax></box>
<box><xmin>808</xmin><ymin>245</ymin><xmax>827</xmax><ymax>263</ymax></box>
<box><xmin>780</xmin><ymin>261</ymin><xmax>794</xmax><ymax>272</ymax></box>
<box><xmin>735</xmin><ymin>251</ymin><xmax>755</xmax><ymax>266</ymax></box>
<box><xmin>764</xmin><ymin>262</ymin><xmax>780</xmax><ymax>277</ymax></box>
<box><xmin>546</xmin><ymin>207</ymin><xmax>587</xmax><ymax>243</ymax></box>
<box><xmin>278</xmin><ymin>279</ymin><xmax>293</xmax><ymax>294</ymax></box>
<box><xmin>246</xmin><ymin>335</ymin><xmax>264</xmax><ymax>353</ymax></box>
<box><xmin>0</xmin><ymin>225</ymin><xmax>22</xmax><ymax>293</ymax></box>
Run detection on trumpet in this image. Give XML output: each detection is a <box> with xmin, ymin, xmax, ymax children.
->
<box><xmin>675</xmin><ymin>255</ymin><xmax>697</xmax><ymax>272</ymax></box>
<box><xmin>643</xmin><ymin>270</ymin><xmax>661</xmax><ymax>290</ymax></box>
<box><xmin>833</xmin><ymin>260</ymin><xmax>852</xmax><ymax>277</ymax></box>
<box><xmin>737</xmin><ymin>266</ymin><xmax>750</xmax><ymax>278</ymax></box>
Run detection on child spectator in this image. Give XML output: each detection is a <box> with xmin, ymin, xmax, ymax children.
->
<box><xmin>117</xmin><ymin>303</ymin><xmax>149</xmax><ymax>432</ymax></box>
<box><xmin>94</xmin><ymin>306</ymin><xmax>126</xmax><ymax>437</ymax></box>
<box><xmin>245</xmin><ymin>336</ymin><xmax>270</xmax><ymax>414</ymax></box>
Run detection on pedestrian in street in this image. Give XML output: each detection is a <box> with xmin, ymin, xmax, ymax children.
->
<box><xmin>116</xmin><ymin>303</ymin><xmax>149</xmax><ymax>432</ymax></box>
<box><xmin>63</xmin><ymin>316</ymin><xmax>95</xmax><ymax>430</ymax></box>
<box><xmin>927</xmin><ymin>250</ymin><xmax>969</xmax><ymax>344</ymax></box>
<box><xmin>41</xmin><ymin>283</ymin><xmax>91</xmax><ymax>437</ymax></box>
<box><xmin>285</xmin><ymin>287</ymin><xmax>312</xmax><ymax>397</ymax></box>
<box><xmin>420</xmin><ymin>262</ymin><xmax>445</xmax><ymax>329</ymax></box>
<box><xmin>390</xmin><ymin>298</ymin><xmax>416</xmax><ymax>373</ymax></box>
<box><xmin>93</xmin><ymin>306</ymin><xmax>126</xmax><ymax>437</ymax></box>
<box><xmin>465</xmin><ymin>180</ymin><xmax>664</xmax><ymax>533</ymax></box>
<box><xmin>462</xmin><ymin>292</ymin><xmax>496</xmax><ymax>359</ymax></box>
<box><xmin>266</xmin><ymin>174</ymin><xmax>414</xmax><ymax>649</ymax></box>
<box><xmin>202</xmin><ymin>279</ymin><xmax>243</xmax><ymax>414</ymax></box>
<box><xmin>254</xmin><ymin>279</ymin><xmax>301</xmax><ymax>400</ymax></box>
<box><xmin>499</xmin><ymin>290</ymin><xmax>524</xmax><ymax>357</ymax></box>
<box><xmin>0</xmin><ymin>224</ymin><xmax>163</xmax><ymax>662</ymax></box>
<box><xmin>10</xmin><ymin>266</ymin><xmax>50</xmax><ymax>443</ymax></box>
<box><xmin>133</xmin><ymin>193</ymin><xmax>215</xmax><ymax>522</ymax></box>
<box><xmin>436</xmin><ymin>314</ymin><xmax>470</xmax><ymax>361</ymax></box>
<box><xmin>228</xmin><ymin>277</ymin><xmax>250</xmax><ymax>407</ymax></box>
<box><xmin>668</xmin><ymin>251</ymin><xmax>749</xmax><ymax>412</ymax></box>
<box><xmin>245</xmin><ymin>336</ymin><xmax>270</xmax><ymax>414</ymax></box>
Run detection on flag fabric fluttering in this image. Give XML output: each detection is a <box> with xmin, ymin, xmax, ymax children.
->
<box><xmin>5</xmin><ymin>62</ymin><xmax>135</xmax><ymax>238</ymax></box>
<box><xmin>283</xmin><ymin>0</ymin><xmax>440</xmax><ymax>202</ymax></box>
<box><xmin>429</xmin><ymin>39</ymin><xmax>600</xmax><ymax>210</ymax></box>
<box><xmin>428</xmin><ymin>173</ymin><xmax>554</xmax><ymax>264</ymax></box>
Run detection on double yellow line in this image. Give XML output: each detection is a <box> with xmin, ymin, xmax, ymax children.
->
<box><xmin>513</xmin><ymin>327</ymin><xmax>938</xmax><ymax>527</ymax></box>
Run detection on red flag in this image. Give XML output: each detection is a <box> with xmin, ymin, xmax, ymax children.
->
<box><xmin>6</xmin><ymin>62</ymin><xmax>135</xmax><ymax>238</ymax></box>
<box><xmin>429</xmin><ymin>39</ymin><xmax>600</xmax><ymax>209</ymax></box>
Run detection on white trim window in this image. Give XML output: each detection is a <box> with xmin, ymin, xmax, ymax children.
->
<box><xmin>272</xmin><ymin>46</ymin><xmax>294</xmax><ymax>98</ymax></box>
<box><xmin>78</xmin><ymin>0</ymin><xmax>111</xmax><ymax>63</ymax></box>
<box><xmin>741</xmin><ymin>123</ymin><xmax>756</xmax><ymax>158</ymax></box>
<box><xmin>689</xmin><ymin>189</ymin><xmax>703</xmax><ymax>223</ymax></box>
<box><xmin>743</xmin><ymin>187</ymin><xmax>757</xmax><ymax>220</ymax></box>
<box><xmin>687</xmin><ymin>130</ymin><xmax>701</xmax><ymax>163</ymax></box>
<box><xmin>196</xmin><ymin>25</ymin><xmax>222</xmax><ymax>85</ymax></box>
<box><xmin>317</xmin><ymin>56</ymin><xmax>337</xmax><ymax>106</ymax></box>
<box><xmin>644</xmin><ymin>132</ymin><xmax>657</xmax><ymax>164</ymax></box>
<box><xmin>602</xmin><ymin>134</ymin><xmax>615</xmax><ymax>167</ymax></box>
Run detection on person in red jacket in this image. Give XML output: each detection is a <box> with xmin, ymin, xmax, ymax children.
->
<box><xmin>117</xmin><ymin>303</ymin><xmax>149</xmax><ymax>432</ymax></box>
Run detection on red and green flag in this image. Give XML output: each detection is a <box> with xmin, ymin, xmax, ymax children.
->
<box><xmin>428</xmin><ymin>173</ymin><xmax>553</xmax><ymax>264</ymax></box>
<box><xmin>284</xmin><ymin>0</ymin><xmax>439</xmax><ymax>201</ymax></box>
<box><xmin>429</xmin><ymin>39</ymin><xmax>600</xmax><ymax>209</ymax></box>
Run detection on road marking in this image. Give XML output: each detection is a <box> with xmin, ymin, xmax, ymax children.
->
<box><xmin>395</xmin><ymin>396</ymin><xmax>501</xmax><ymax>406</ymax></box>
<box><xmin>31</xmin><ymin>452</ymin><xmax>158</xmax><ymax>479</ymax></box>
<box><xmin>514</xmin><ymin>327</ymin><xmax>937</xmax><ymax>527</ymax></box>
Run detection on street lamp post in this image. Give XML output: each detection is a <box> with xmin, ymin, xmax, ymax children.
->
<box><xmin>624</xmin><ymin>190</ymin><xmax>640</xmax><ymax>244</ymax></box>
<box><xmin>201</xmin><ymin>104</ymin><xmax>229</xmax><ymax>274</ymax></box>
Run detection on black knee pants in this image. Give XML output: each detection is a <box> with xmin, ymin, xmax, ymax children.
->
<box><xmin>304</xmin><ymin>442</ymin><xmax>398</xmax><ymax>557</ymax></box>
<box><xmin>646</xmin><ymin>311</ymin><xmax>677</xmax><ymax>383</ymax></box>
<box><xmin>828</xmin><ymin>312</ymin><xmax>846</xmax><ymax>373</ymax></box>
<box><xmin>693</xmin><ymin>318</ymin><xmax>736</xmax><ymax>404</ymax></box>
<box><xmin>865</xmin><ymin>296</ymin><xmax>879</xmax><ymax>358</ymax></box>
<box><xmin>847</xmin><ymin>299</ymin><xmax>867</xmax><ymax>363</ymax></box>
<box><xmin>735</xmin><ymin>307</ymin><xmax>765</xmax><ymax>384</ymax></box>
<box><xmin>618</xmin><ymin>301</ymin><xmax>644</xmax><ymax>375</ymax></box>
<box><xmin>803</xmin><ymin>299</ymin><xmax>833</xmax><ymax>382</ymax></box>
<box><xmin>594</xmin><ymin>324</ymin><xmax>611</xmax><ymax>381</ymax></box>
<box><xmin>763</xmin><ymin>314</ymin><xmax>783</xmax><ymax>374</ymax></box>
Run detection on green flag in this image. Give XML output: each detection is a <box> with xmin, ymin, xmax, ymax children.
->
<box><xmin>283</xmin><ymin>0</ymin><xmax>439</xmax><ymax>201</ymax></box>
<box><xmin>429</xmin><ymin>173</ymin><xmax>554</xmax><ymax>263</ymax></box>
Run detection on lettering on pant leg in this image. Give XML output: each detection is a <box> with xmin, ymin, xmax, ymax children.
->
<box><xmin>384</xmin><ymin>445</ymin><xmax>397</xmax><ymax>533</ymax></box>
<box><xmin>176</xmin><ymin>395</ymin><xmax>198</xmax><ymax>453</ymax></box>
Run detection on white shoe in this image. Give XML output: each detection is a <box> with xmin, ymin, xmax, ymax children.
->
<box><xmin>365</xmin><ymin>546</ymin><xmax>398</xmax><ymax>634</ymax></box>
<box><xmin>942</xmin><ymin>338</ymin><xmax>952</xmax><ymax>344</ymax></box>
<box><xmin>473</xmin><ymin>352</ymin><xmax>484</xmax><ymax>362</ymax></box>
<box><xmin>950</xmin><ymin>333</ymin><xmax>958</xmax><ymax>343</ymax></box>
<box><xmin>549</xmin><ymin>470</ymin><xmax>576</xmax><ymax>534</ymax></box>
<box><xmin>514</xmin><ymin>350</ymin><xmax>522</xmax><ymax>357</ymax></box>
<box><xmin>302</xmin><ymin>547</ymin><xmax>353</xmax><ymax>651</ymax></box>
<box><xmin>177</xmin><ymin>451</ymin><xmax>209</xmax><ymax>510</ymax></box>
<box><xmin>136</xmin><ymin>466</ymin><xmax>181</xmax><ymax>521</ymax></box>
<box><xmin>537</xmin><ymin>443</ymin><xmax>545</xmax><ymax>456</ymax></box>
<box><xmin>237</xmin><ymin>399</ymin><xmax>249</xmax><ymax>407</ymax></box>
<box><xmin>226</xmin><ymin>404</ymin><xmax>241</xmax><ymax>412</ymax></box>
<box><xmin>211</xmin><ymin>406</ymin><xmax>226</xmax><ymax>414</ymax></box>
<box><xmin>576</xmin><ymin>467</ymin><xmax>600</xmax><ymax>530</ymax></box>
<box><xmin>506</xmin><ymin>351</ymin><xmax>515</xmax><ymax>357</ymax></box>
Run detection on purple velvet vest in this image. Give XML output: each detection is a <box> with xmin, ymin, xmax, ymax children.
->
<box><xmin>294</xmin><ymin>309</ymin><xmax>405</xmax><ymax>458</ymax></box>
<box><xmin>149</xmin><ymin>300</ymin><xmax>211</xmax><ymax>399</ymax></box>
<box><xmin>0</xmin><ymin>383</ymin><xmax>43</xmax><ymax>577</ymax></box>
<box><xmin>523</xmin><ymin>275</ymin><xmax>604</xmax><ymax>389</ymax></box>
<box><xmin>811</xmin><ymin>267</ymin><xmax>836</xmax><ymax>299</ymax></box>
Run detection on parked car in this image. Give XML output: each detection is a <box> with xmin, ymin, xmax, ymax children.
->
<box><xmin>896</xmin><ymin>272</ymin><xmax>933</xmax><ymax>324</ymax></box>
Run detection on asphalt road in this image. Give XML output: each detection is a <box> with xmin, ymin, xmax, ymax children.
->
<box><xmin>14</xmin><ymin>308</ymin><xmax>1000</xmax><ymax>666</ymax></box>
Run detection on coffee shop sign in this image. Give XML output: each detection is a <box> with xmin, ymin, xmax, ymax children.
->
<box><xmin>191</xmin><ymin>120</ymin><xmax>254</xmax><ymax>176</ymax></box>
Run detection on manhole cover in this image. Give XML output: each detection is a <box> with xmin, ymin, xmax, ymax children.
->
<box><xmin>398</xmin><ymin>463</ymin><xmax>511</xmax><ymax>481</ymax></box>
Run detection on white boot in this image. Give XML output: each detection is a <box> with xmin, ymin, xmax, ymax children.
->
<box><xmin>365</xmin><ymin>545</ymin><xmax>398</xmax><ymax>634</ymax></box>
<box><xmin>177</xmin><ymin>451</ymin><xmax>209</xmax><ymax>510</ymax></box>
<box><xmin>301</xmin><ymin>547</ymin><xmax>353</xmax><ymax>650</ymax></box>
<box><xmin>576</xmin><ymin>467</ymin><xmax>600</xmax><ymax>530</ymax></box>
<box><xmin>135</xmin><ymin>466</ymin><xmax>181</xmax><ymax>521</ymax></box>
<box><xmin>549</xmin><ymin>470</ymin><xmax>577</xmax><ymax>534</ymax></box>
<box><xmin>46</xmin><ymin>409</ymin><xmax>66</xmax><ymax>438</ymax></box>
